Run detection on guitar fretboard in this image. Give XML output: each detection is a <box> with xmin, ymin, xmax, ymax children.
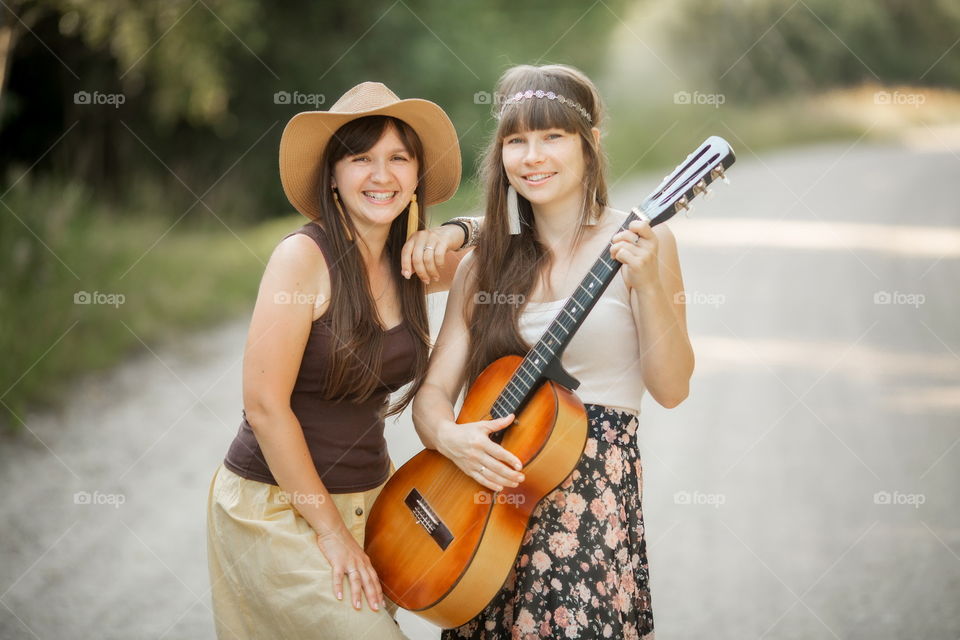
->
<box><xmin>484</xmin><ymin>135</ymin><xmax>734</xmax><ymax>420</ymax></box>
<box><xmin>489</xmin><ymin>210</ymin><xmax>646</xmax><ymax>419</ymax></box>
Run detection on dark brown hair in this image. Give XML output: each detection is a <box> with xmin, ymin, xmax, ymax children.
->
<box><xmin>313</xmin><ymin>115</ymin><xmax>429</xmax><ymax>416</ymax></box>
<box><xmin>464</xmin><ymin>64</ymin><xmax>609</xmax><ymax>386</ymax></box>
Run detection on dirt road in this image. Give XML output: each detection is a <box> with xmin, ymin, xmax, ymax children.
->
<box><xmin>2</xmin><ymin>139</ymin><xmax>958</xmax><ymax>639</ymax></box>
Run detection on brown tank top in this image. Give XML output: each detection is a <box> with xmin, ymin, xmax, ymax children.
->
<box><xmin>223</xmin><ymin>222</ymin><xmax>417</xmax><ymax>493</ymax></box>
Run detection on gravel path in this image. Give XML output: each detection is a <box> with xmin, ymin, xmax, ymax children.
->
<box><xmin>1</xmin><ymin>139</ymin><xmax>958</xmax><ymax>639</ymax></box>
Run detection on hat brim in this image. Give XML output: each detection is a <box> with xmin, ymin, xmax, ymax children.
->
<box><xmin>279</xmin><ymin>98</ymin><xmax>461</xmax><ymax>220</ymax></box>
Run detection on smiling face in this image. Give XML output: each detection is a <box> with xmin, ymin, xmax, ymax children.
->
<box><xmin>501</xmin><ymin>127</ymin><xmax>587</xmax><ymax>217</ymax></box>
<box><xmin>331</xmin><ymin>123</ymin><xmax>419</xmax><ymax>233</ymax></box>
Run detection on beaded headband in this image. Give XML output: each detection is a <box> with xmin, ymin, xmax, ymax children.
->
<box><xmin>498</xmin><ymin>89</ymin><xmax>593</xmax><ymax>124</ymax></box>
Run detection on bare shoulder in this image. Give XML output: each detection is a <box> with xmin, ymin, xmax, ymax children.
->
<box><xmin>601</xmin><ymin>207</ymin><xmax>629</xmax><ymax>232</ymax></box>
<box><xmin>266</xmin><ymin>232</ymin><xmax>329</xmax><ymax>285</ymax></box>
<box><xmin>452</xmin><ymin>246</ymin><xmax>479</xmax><ymax>288</ymax></box>
<box><xmin>273</xmin><ymin>232</ymin><xmax>326</xmax><ymax>269</ymax></box>
<box><xmin>654</xmin><ymin>221</ymin><xmax>677</xmax><ymax>247</ymax></box>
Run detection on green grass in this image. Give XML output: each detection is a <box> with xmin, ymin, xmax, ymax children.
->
<box><xmin>0</xmin><ymin>175</ymin><xmax>479</xmax><ymax>428</ymax></box>
<box><xmin>0</xmin><ymin>179</ymin><xmax>295</xmax><ymax>427</ymax></box>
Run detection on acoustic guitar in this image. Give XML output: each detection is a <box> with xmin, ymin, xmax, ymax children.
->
<box><xmin>365</xmin><ymin>136</ymin><xmax>736</xmax><ymax>627</ymax></box>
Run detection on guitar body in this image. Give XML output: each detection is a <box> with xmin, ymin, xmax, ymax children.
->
<box><xmin>365</xmin><ymin>135</ymin><xmax>735</xmax><ymax>628</ymax></box>
<box><xmin>364</xmin><ymin>355</ymin><xmax>588</xmax><ymax>628</ymax></box>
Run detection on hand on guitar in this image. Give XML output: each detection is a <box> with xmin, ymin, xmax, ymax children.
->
<box><xmin>316</xmin><ymin>527</ymin><xmax>386</xmax><ymax>612</ymax></box>
<box><xmin>436</xmin><ymin>414</ymin><xmax>525</xmax><ymax>492</ymax></box>
<box><xmin>610</xmin><ymin>219</ymin><xmax>662</xmax><ymax>292</ymax></box>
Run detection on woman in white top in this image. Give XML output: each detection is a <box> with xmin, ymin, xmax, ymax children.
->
<box><xmin>413</xmin><ymin>64</ymin><xmax>694</xmax><ymax>639</ymax></box>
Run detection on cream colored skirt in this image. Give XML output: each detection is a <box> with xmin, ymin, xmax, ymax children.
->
<box><xmin>206</xmin><ymin>463</ymin><xmax>408</xmax><ymax>639</ymax></box>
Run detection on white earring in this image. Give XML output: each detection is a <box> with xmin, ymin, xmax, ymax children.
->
<box><xmin>507</xmin><ymin>185</ymin><xmax>521</xmax><ymax>235</ymax></box>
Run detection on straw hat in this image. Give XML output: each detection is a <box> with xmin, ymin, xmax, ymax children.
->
<box><xmin>279</xmin><ymin>82</ymin><xmax>461</xmax><ymax>220</ymax></box>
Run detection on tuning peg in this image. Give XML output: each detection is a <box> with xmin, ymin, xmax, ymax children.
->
<box><xmin>675</xmin><ymin>196</ymin><xmax>692</xmax><ymax>217</ymax></box>
<box><xmin>710</xmin><ymin>166</ymin><xmax>730</xmax><ymax>185</ymax></box>
<box><xmin>692</xmin><ymin>178</ymin><xmax>712</xmax><ymax>200</ymax></box>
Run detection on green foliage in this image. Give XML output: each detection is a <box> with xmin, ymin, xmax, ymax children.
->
<box><xmin>2</xmin><ymin>0</ymin><xmax>959</xmax><ymax>421</ymax></box>
<box><xmin>664</xmin><ymin>0</ymin><xmax>960</xmax><ymax>101</ymax></box>
<box><xmin>2</xmin><ymin>0</ymin><xmax>630</xmax><ymax>219</ymax></box>
<box><xmin>0</xmin><ymin>173</ymin><xmax>286</xmax><ymax>425</ymax></box>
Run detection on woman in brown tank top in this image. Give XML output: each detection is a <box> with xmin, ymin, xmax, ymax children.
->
<box><xmin>206</xmin><ymin>83</ymin><xmax>477</xmax><ymax>639</ymax></box>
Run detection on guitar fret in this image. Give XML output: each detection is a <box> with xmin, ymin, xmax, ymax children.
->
<box><xmin>501</xmin><ymin>384</ymin><xmax>520</xmax><ymax>404</ymax></box>
<box><xmin>519</xmin><ymin>362</ymin><xmax>538</xmax><ymax>382</ymax></box>
<box><xmin>492</xmin><ymin>142</ymin><xmax>730</xmax><ymax>428</ymax></box>
<box><xmin>512</xmin><ymin>374</ymin><xmax>531</xmax><ymax>394</ymax></box>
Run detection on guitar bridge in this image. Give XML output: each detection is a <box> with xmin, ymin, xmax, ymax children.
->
<box><xmin>404</xmin><ymin>488</ymin><xmax>454</xmax><ymax>550</ymax></box>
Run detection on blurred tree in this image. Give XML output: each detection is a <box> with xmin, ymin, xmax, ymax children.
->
<box><xmin>1</xmin><ymin>0</ymin><xmax>628</xmax><ymax>219</ymax></box>
<box><xmin>663</xmin><ymin>0</ymin><xmax>960</xmax><ymax>101</ymax></box>
<box><xmin>1</xmin><ymin>0</ymin><xmax>261</xmax><ymax>126</ymax></box>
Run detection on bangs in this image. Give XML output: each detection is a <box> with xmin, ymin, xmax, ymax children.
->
<box><xmin>331</xmin><ymin>116</ymin><xmax>420</xmax><ymax>160</ymax></box>
<box><xmin>497</xmin><ymin>93</ymin><xmax>584</xmax><ymax>138</ymax></box>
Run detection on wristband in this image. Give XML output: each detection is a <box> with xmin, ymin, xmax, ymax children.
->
<box><xmin>440</xmin><ymin>220</ymin><xmax>471</xmax><ymax>250</ymax></box>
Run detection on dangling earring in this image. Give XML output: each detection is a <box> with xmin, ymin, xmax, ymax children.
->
<box><xmin>331</xmin><ymin>187</ymin><xmax>354</xmax><ymax>242</ymax></box>
<box><xmin>406</xmin><ymin>193</ymin><xmax>419</xmax><ymax>241</ymax></box>
<box><xmin>586</xmin><ymin>188</ymin><xmax>599</xmax><ymax>226</ymax></box>
<box><xmin>507</xmin><ymin>185</ymin><xmax>521</xmax><ymax>235</ymax></box>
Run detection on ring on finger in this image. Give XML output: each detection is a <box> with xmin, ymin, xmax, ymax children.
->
<box><xmin>423</xmin><ymin>245</ymin><xmax>434</xmax><ymax>252</ymax></box>
<box><xmin>479</xmin><ymin>465</ymin><xmax>486</xmax><ymax>475</ymax></box>
<box><xmin>347</xmin><ymin>568</ymin><xmax>359</xmax><ymax>574</ymax></box>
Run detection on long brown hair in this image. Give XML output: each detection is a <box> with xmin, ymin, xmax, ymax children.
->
<box><xmin>313</xmin><ymin>115</ymin><xmax>429</xmax><ymax>416</ymax></box>
<box><xmin>464</xmin><ymin>64</ymin><xmax>610</xmax><ymax>386</ymax></box>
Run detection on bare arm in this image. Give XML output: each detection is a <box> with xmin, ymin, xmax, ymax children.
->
<box><xmin>412</xmin><ymin>252</ymin><xmax>523</xmax><ymax>490</ymax></box>
<box><xmin>611</xmin><ymin>222</ymin><xmax>695</xmax><ymax>408</ymax></box>
<box><xmin>241</xmin><ymin>234</ymin><xmax>383</xmax><ymax>611</ymax></box>
<box><xmin>401</xmin><ymin>217</ymin><xmax>485</xmax><ymax>293</ymax></box>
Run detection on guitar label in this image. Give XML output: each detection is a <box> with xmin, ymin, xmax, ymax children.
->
<box><xmin>404</xmin><ymin>489</ymin><xmax>454</xmax><ymax>550</ymax></box>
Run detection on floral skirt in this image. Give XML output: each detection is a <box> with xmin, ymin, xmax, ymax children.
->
<box><xmin>442</xmin><ymin>404</ymin><xmax>654</xmax><ymax>640</ymax></box>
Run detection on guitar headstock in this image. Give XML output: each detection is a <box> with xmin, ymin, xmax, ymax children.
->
<box><xmin>634</xmin><ymin>135</ymin><xmax>735</xmax><ymax>227</ymax></box>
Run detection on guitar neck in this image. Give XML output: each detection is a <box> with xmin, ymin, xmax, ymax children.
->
<box><xmin>486</xmin><ymin>135</ymin><xmax>735</xmax><ymax>420</ymax></box>
<box><xmin>490</xmin><ymin>209</ymin><xmax>656</xmax><ymax>419</ymax></box>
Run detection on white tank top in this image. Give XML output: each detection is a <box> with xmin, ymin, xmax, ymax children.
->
<box><xmin>518</xmin><ymin>272</ymin><xmax>646</xmax><ymax>415</ymax></box>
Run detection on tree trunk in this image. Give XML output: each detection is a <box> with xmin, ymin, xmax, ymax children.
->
<box><xmin>0</xmin><ymin>2</ymin><xmax>41</xmax><ymax>122</ymax></box>
<box><xmin>0</xmin><ymin>21</ymin><xmax>18</xmax><ymax>118</ymax></box>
